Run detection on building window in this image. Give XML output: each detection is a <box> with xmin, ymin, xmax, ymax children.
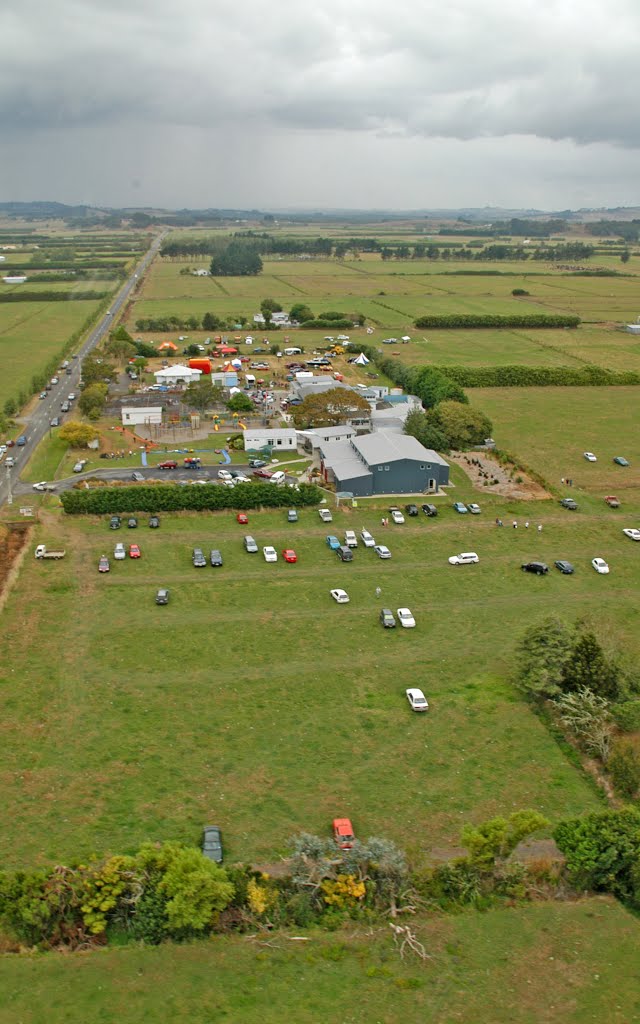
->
<box><xmin>276</xmin><ymin>439</ymin><xmax>282</xmax><ymax>445</ymax></box>
<box><xmin>378</xmin><ymin>466</ymin><xmax>384</xmax><ymax>471</ymax></box>
<box><xmin>385</xmin><ymin>465</ymin><xmax>390</xmax><ymax>471</ymax></box>
<box><xmin>419</xmin><ymin>464</ymin><xmax>425</xmax><ymax>470</ymax></box>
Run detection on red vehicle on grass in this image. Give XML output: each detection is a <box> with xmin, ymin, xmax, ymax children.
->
<box><xmin>333</xmin><ymin>818</ymin><xmax>355</xmax><ymax>850</ymax></box>
<box><xmin>282</xmin><ymin>549</ymin><xmax>297</xmax><ymax>563</ymax></box>
<box><xmin>236</xmin><ymin>513</ymin><xmax>249</xmax><ymax>524</ymax></box>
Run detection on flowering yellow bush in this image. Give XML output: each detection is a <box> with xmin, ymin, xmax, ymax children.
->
<box><xmin>247</xmin><ymin>877</ymin><xmax>277</xmax><ymax>916</ymax></box>
<box><xmin>321</xmin><ymin>874</ymin><xmax>366</xmax><ymax>908</ymax></box>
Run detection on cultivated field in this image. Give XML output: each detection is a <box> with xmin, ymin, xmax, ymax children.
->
<box><xmin>0</xmin><ymin>899</ymin><xmax>638</xmax><ymax>1024</ymax></box>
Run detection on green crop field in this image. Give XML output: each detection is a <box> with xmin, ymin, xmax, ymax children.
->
<box><xmin>12</xmin><ymin>487</ymin><xmax>640</xmax><ymax>870</ymax></box>
<box><xmin>475</xmin><ymin>386</ymin><xmax>640</xmax><ymax>499</ymax></box>
<box><xmin>0</xmin><ymin>898</ymin><xmax>638</xmax><ymax>1024</ymax></box>
<box><xmin>0</xmin><ymin>299</ymin><xmax>107</xmax><ymax>409</ymax></box>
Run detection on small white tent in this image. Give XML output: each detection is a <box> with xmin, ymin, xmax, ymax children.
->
<box><xmin>353</xmin><ymin>352</ymin><xmax>370</xmax><ymax>366</ymax></box>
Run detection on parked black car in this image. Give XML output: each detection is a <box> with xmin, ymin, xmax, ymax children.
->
<box><xmin>421</xmin><ymin>503</ymin><xmax>438</xmax><ymax>517</ymax></box>
<box><xmin>149</xmin><ymin>516</ymin><xmax>160</xmax><ymax>529</ymax></box>
<box><xmin>155</xmin><ymin>588</ymin><xmax>169</xmax><ymax>605</ymax></box>
<box><xmin>337</xmin><ymin>545</ymin><xmax>353</xmax><ymax>562</ymax></box>
<box><xmin>210</xmin><ymin>549</ymin><xmax>223</xmax><ymax>567</ymax></box>
<box><xmin>379</xmin><ymin>608</ymin><xmax>396</xmax><ymax>628</ymax></box>
<box><xmin>554</xmin><ymin>560</ymin><xmax>575</xmax><ymax>574</ymax></box>
<box><xmin>109</xmin><ymin>516</ymin><xmax>122</xmax><ymax>530</ymax></box>
<box><xmin>404</xmin><ymin>504</ymin><xmax>419</xmax><ymax>516</ymax></box>
<box><xmin>521</xmin><ymin>562</ymin><xmax>549</xmax><ymax>575</ymax></box>
<box><xmin>202</xmin><ymin>825</ymin><xmax>223</xmax><ymax>863</ymax></box>
<box><xmin>127</xmin><ymin>517</ymin><xmax>138</xmax><ymax>528</ymax></box>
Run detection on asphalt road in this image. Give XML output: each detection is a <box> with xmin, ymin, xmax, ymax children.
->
<box><xmin>1</xmin><ymin>233</ymin><xmax>166</xmax><ymax>510</ymax></box>
<box><xmin>15</xmin><ymin>465</ymin><xmax>298</xmax><ymax>498</ymax></box>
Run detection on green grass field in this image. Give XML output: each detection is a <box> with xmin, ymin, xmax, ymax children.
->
<box><xmin>0</xmin><ymin>898</ymin><xmax>638</xmax><ymax>1024</ymax></box>
<box><xmin>0</xmin><ymin>299</ymin><xmax>108</xmax><ymax>409</ymax></box>
<box><xmin>475</xmin><ymin>387</ymin><xmax>640</xmax><ymax>499</ymax></box>
<box><xmin>10</xmin><ymin>489</ymin><xmax>640</xmax><ymax>869</ymax></box>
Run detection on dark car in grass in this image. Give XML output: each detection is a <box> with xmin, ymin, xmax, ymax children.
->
<box><xmin>421</xmin><ymin>503</ymin><xmax>438</xmax><ymax>517</ymax></box>
<box><xmin>521</xmin><ymin>562</ymin><xmax>549</xmax><ymax>575</ymax></box>
<box><xmin>554</xmin><ymin>560</ymin><xmax>575</xmax><ymax>574</ymax></box>
<box><xmin>109</xmin><ymin>515</ymin><xmax>121</xmax><ymax>530</ymax></box>
<box><xmin>192</xmin><ymin>548</ymin><xmax>207</xmax><ymax>568</ymax></box>
<box><xmin>127</xmin><ymin>517</ymin><xmax>138</xmax><ymax>528</ymax></box>
<box><xmin>155</xmin><ymin>588</ymin><xmax>169</xmax><ymax>605</ymax></box>
<box><xmin>210</xmin><ymin>549</ymin><xmax>223</xmax><ymax>567</ymax></box>
<box><xmin>404</xmin><ymin>504</ymin><xmax>419</xmax><ymax>516</ymax></box>
<box><xmin>379</xmin><ymin>608</ymin><xmax>396</xmax><ymax>628</ymax></box>
<box><xmin>337</xmin><ymin>545</ymin><xmax>353</xmax><ymax>562</ymax></box>
<box><xmin>202</xmin><ymin>825</ymin><xmax>223</xmax><ymax>863</ymax></box>
<box><xmin>149</xmin><ymin>516</ymin><xmax>160</xmax><ymax>528</ymax></box>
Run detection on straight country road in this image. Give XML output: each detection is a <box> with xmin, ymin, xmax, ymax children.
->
<box><xmin>1</xmin><ymin>232</ymin><xmax>166</xmax><ymax>510</ymax></box>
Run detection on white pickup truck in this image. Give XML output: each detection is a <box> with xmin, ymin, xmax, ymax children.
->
<box><xmin>34</xmin><ymin>545</ymin><xmax>66</xmax><ymax>560</ymax></box>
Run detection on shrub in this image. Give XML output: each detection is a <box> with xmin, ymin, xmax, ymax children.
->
<box><xmin>61</xmin><ymin>482</ymin><xmax>323</xmax><ymax>515</ymax></box>
<box><xmin>554</xmin><ymin>809</ymin><xmax>640</xmax><ymax>906</ymax></box>
<box><xmin>414</xmin><ymin>313</ymin><xmax>580</xmax><ymax>330</ymax></box>
<box><xmin>611</xmin><ymin>700</ymin><xmax>640</xmax><ymax>732</ymax></box>
<box><xmin>608</xmin><ymin>741</ymin><xmax>640</xmax><ymax>800</ymax></box>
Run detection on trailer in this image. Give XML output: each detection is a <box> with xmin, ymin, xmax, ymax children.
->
<box><xmin>34</xmin><ymin>545</ymin><xmax>66</xmax><ymax>560</ymax></box>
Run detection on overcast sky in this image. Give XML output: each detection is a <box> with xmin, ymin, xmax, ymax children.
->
<box><xmin>1</xmin><ymin>0</ymin><xmax>639</xmax><ymax>211</ymax></box>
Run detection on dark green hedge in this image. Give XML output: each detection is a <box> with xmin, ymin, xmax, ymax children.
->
<box><xmin>0</xmin><ymin>290</ymin><xmax>109</xmax><ymax>303</ymax></box>
<box><xmin>61</xmin><ymin>482</ymin><xmax>323</xmax><ymax>515</ymax></box>
<box><xmin>433</xmin><ymin>365</ymin><xmax>640</xmax><ymax>387</ymax></box>
<box><xmin>414</xmin><ymin>314</ymin><xmax>580</xmax><ymax>329</ymax></box>
<box><xmin>300</xmin><ymin>318</ymin><xmax>353</xmax><ymax>329</ymax></box>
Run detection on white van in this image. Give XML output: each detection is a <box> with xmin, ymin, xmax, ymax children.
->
<box><xmin>245</xmin><ymin>374</ymin><xmax>256</xmax><ymax>387</ymax></box>
<box><xmin>284</xmin><ymin>347</ymin><xmax>302</xmax><ymax>356</ymax></box>
<box><xmin>270</xmin><ymin>471</ymin><xmax>286</xmax><ymax>485</ymax></box>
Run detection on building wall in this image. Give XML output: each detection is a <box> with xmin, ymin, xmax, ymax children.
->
<box><xmin>121</xmin><ymin>407</ymin><xmax>163</xmax><ymax>426</ymax></box>
<box><xmin>369</xmin><ymin>457</ymin><xmax>449</xmax><ymax>495</ymax></box>
<box><xmin>244</xmin><ymin>430</ymin><xmax>297</xmax><ymax>451</ymax></box>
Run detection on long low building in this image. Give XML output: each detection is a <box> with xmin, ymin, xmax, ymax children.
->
<box><xmin>243</xmin><ymin>427</ymin><xmax>297</xmax><ymax>451</ymax></box>
<box><xmin>319</xmin><ymin>430</ymin><xmax>449</xmax><ymax>496</ymax></box>
<box><xmin>121</xmin><ymin>406</ymin><xmax>163</xmax><ymax>427</ymax></box>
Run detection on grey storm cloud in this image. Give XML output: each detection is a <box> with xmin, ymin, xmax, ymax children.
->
<box><xmin>2</xmin><ymin>0</ymin><xmax>640</xmax><ymax>147</ymax></box>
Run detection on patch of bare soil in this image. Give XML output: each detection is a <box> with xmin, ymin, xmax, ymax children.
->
<box><xmin>0</xmin><ymin>523</ymin><xmax>32</xmax><ymax>614</ymax></box>
<box><xmin>450</xmin><ymin>451</ymin><xmax>552</xmax><ymax>500</ymax></box>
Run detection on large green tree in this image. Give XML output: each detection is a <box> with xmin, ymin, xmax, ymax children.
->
<box><xmin>291</xmin><ymin>387</ymin><xmax>371</xmax><ymax>428</ymax></box>
<box><xmin>561</xmin><ymin>630</ymin><xmax>620</xmax><ymax>701</ymax></box>
<box><xmin>184</xmin><ymin>379</ymin><xmax>224</xmax><ymax>413</ymax></box>
<box><xmin>227</xmin><ymin>392</ymin><xmax>254</xmax><ymax>413</ymax></box>
<box><xmin>58</xmin><ymin>421</ymin><xmax>99</xmax><ymax>447</ymax></box>
<box><xmin>428</xmin><ymin>400</ymin><xmax>492</xmax><ymax>449</ymax></box>
<box><xmin>515</xmin><ymin>616</ymin><xmax>572</xmax><ymax>700</ymax></box>
<box><xmin>210</xmin><ymin>242</ymin><xmax>262</xmax><ymax>277</ymax></box>
<box><xmin>289</xmin><ymin>302</ymin><xmax>314</xmax><ymax>323</ymax></box>
<box><xmin>403</xmin><ymin>409</ymin><xmax>450</xmax><ymax>453</ymax></box>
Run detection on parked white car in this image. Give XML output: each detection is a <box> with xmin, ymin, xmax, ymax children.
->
<box><xmin>406</xmin><ymin>688</ymin><xmax>429</xmax><ymax>712</ymax></box>
<box><xmin>391</xmin><ymin>510</ymin><xmax>405</xmax><ymax>524</ymax></box>
<box><xmin>344</xmin><ymin>530</ymin><xmax>358</xmax><ymax>548</ymax></box>
<box><xmin>218</xmin><ymin>469</ymin><xmax>233</xmax><ymax>480</ymax></box>
<box><xmin>263</xmin><ymin>546</ymin><xmax>278</xmax><ymax>563</ymax></box>
<box><xmin>114</xmin><ymin>543</ymin><xmax>126</xmax><ymax>560</ymax></box>
<box><xmin>234</xmin><ymin>473</ymin><xmax>250</xmax><ymax>483</ymax></box>
<box><xmin>583</xmin><ymin>452</ymin><xmax>597</xmax><ymax>462</ymax></box>
<box><xmin>622</xmin><ymin>529</ymin><xmax>640</xmax><ymax>541</ymax></box>
<box><xmin>592</xmin><ymin>557</ymin><xmax>609</xmax><ymax>574</ymax></box>
<box><xmin>397</xmin><ymin>608</ymin><xmax>416</xmax><ymax>628</ymax></box>
<box><xmin>448</xmin><ymin>552</ymin><xmax>479</xmax><ymax>565</ymax></box>
<box><xmin>361</xmin><ymin>529</ymin><xmax>375</xmax><ymax>547</ymax></box>
<box><xmin>374</xmin><ymin>545</ymin><xmax>391</xmax><ymax>559</ymax></box>
<box><xmin>318</xmin><ymin>508</ymin><xmax>333</xmax><ymax>523</ymax></box>
<box><xmin>330</xmin><ymin>588</ymin><xmax>350</xmax><ymax>604</ymax></box>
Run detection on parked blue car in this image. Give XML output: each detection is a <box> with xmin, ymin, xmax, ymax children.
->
<box><xmin>453</xmin><ymin>502</ymin><xmax>468</xmax><ymax>514</ymax></box>
<box><xmin>326</xmin><ymin>535</ymin><xmax>341</xmax><ymax>550</ymax></box>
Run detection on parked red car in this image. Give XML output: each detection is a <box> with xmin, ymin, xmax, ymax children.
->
<box><xmin>158</xmin><ymin>460</ymin><xmax>178</xmax><ymax>470</ymax></box>
<box><xmin>236</xmin><ymin>512</ymin><xmax>249</xmax><ymax>524</ymax></box>
<box><xmin>253</xmin><ymin>468</ymin><xmax>272</xmax><ymax>479</ymax></box>
<box><xmin>333</xmin><ymin>818</ymin><xmax>355</xmax><ymax>850</ymax></box>
<box><xmin>282</xmin><ymin>549</ymin><xmax>297</xmax><ymax>563</ymax></box>
<box><xmin>129</xmin><ymin>544</ymin><xmax>141</xmax><ymax>558</ymax></box>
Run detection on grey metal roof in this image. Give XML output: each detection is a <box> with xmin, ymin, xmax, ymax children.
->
<box><xmin>319</xmin><ymin>440</ymin><xmax>372</xmax><ymax>480</ymax></box>
<box><xmin>353</xmin><ymin>430</ymin><xmax>449</xmax><ymax>467</ymax></box>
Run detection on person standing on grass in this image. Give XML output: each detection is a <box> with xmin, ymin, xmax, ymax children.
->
<box><xmin>538</xmin><ymin>524</ymin><xmax>543</xmax><ymax>533</ymax></box>
<box><xmin>513</xmin><ymin>520</ymin><xmax>518</xmax><ymax>529</ymax></box>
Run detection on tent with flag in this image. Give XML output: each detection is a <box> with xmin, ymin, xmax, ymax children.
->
<box><xmin>353</xmin><ymin>352</ymin><xmax>370</xmax><ymax>366</ymax></box>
